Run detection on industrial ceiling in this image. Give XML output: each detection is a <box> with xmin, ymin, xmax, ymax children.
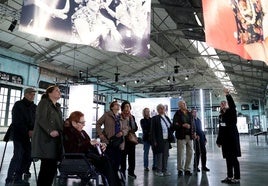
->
<box><xmin>0</xmin><ymin>0</ymin><xmax>267</xmax><ymax>105</ymax></box>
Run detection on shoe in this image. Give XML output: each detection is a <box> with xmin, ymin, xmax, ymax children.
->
<box><xmin>144</xmin><ymin>167</ymin><xmax>149</xmax><ymax>171</ymax></box>
<box><xmin>185</xmin><ymin>171</ymin><xmax>192</xmax><ymax>176</ymax></box>
<box><xmin>196</xmin><ymin>167</ymin><xmax>200</xmax><ymax>172</ymax></box>
<box><xmin>152</xmin><ymin>166</ymin><xmax>157</xmax><ymax>171</ymax></box>
<box><xmin>178</xmin><ymin>170</ymin><xmax>183</xmax><ymax>176</ymax></box>
<box><xmin>163</xmin><ymin>171</ymin><xmax>171</xmax><ymax>176</ymax></box>
<box><xmin>155</xmin><ymin>171</ymin><xmax>164</xmax><ymax>177</ymax></box>
<box><xmin>128</xmin><ymin>173</ymin><xmax>137</xmax><ymax>179</ymax></box>
<box><xmin>230</xmin><ymin>179</ymin><xmax>240</xmax><ymax>184</ymax></box>
<box><xmin>202</xmin><ymin>167</ymin><xmax>210</xmax><ymax>172</ymax></box>
<box><xmin>221</xmin><ymin>177</ymin><xmax>232</xmax><ymax>183</ymax></box>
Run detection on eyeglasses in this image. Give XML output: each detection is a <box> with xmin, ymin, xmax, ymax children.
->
<box><xmin>77</xmin><ymin>121</ymin><xmax>86</xmax><ymax>125</ymax></box>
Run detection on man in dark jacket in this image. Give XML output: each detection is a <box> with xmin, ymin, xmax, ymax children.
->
<box><xmin>150</xmin><ymin>104</ymin><xmax>172</xmax><ymax>177</ymax></box>
<box><xmin>172</xmin><ymin>100</ymin><xmax>195</xmax><ymax>176</ymax></box>
<box><xmin>216</xmin><ymin>88</ymin><xmax>241</xmax><ymax>184</ymax></box>
<box><xmin>192</xmin><ymin>109</ymin><xmax>210</xmax><ymax>172</ymax></box>
<box><xmin>5</xmin><ymin>88</ymin><xmax>37</xmax><ymax>186</ymax></box>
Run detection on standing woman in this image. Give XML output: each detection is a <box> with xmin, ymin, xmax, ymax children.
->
<box><xmin>216</xmin><ymin>88</ymin><xmax>241</xmax><ymax>184</ymax></box>
<box><xmin>120</xmin><ymin>101</ymin><xmax>138</xmax><ymax>179</ymax></box>
<box><xmin>96</xmin><ymin>101</ymin><xmax>129</xmax><ymax>183</ymax></box>
<box><xmin>140</xmin><ymin>107</ymin><xmax>156</xmax><ymax>171</ymax></box>
<box><xmin>32</xmin><ymin>85</ymin><xmax>63</xmax><ymax>186</ymax></box>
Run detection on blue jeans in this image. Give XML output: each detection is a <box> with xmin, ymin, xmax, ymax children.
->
<box><xmin>143</xmin><ymin>141</ymin><xmax>150</xmax><ymax>168</ymax></box>
<box><xmin>143</xmin><ymin>141</ymin><xmax>157</xmax><ymax>169</ymax></box>
<box><xmin>6</xmin><ymin>140</ymin><xmax>31</xmax><ymax>183</ymax></box>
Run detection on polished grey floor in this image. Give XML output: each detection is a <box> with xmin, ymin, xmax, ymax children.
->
<box><xmin>0</xmin><ymin>134</ymin><xmax>268</xmax><ymax>186</ymax></box>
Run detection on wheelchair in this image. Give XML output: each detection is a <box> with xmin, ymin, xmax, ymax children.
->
<box><xmin>58</xmin><ymin>153</ymin><xmax>108</xmax><ymax>186</ymax></box>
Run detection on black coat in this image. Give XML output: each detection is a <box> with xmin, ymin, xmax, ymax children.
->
<box><xmin>12</xmin><ymin>97</ymin><xmax>37</xmax><ymax>143</ymax></box>
<box><xmin>150</xmin><ymin>115</ymin><xmax>172</xmax><ymax>154</ymax></box>
<box><xmin>216</xmin><ymin>94</ymin><xmax>241</xmax><ymax>158</ymax></box>
<box><xmin>140</xmin><ymin>117</ymin><xmax>151</xmax><ymax>142</ymax></box>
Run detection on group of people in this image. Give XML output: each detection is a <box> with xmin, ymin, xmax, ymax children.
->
<box><xmin>140</xmin><ymin>88</ymin><xmax>241</xmax><ymax>185</ymax></box>
<box><xmin>5</xmin><ymin>85</ymin><xmax>241</xmax><ymax>186</ymax></box>
<box><xmin>140</xmin><ymin>101</ymin><xmax>209</xmax><ymax>177</ymax></box>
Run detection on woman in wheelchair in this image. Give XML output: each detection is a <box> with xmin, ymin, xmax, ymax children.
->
<box><xmin>63</xmin><ymin>111</ymin><xmax>117</xmax><ymax>186</ymax></box>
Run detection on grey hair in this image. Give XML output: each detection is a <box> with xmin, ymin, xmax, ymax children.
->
<box><xmin>156</xmin><ymin>104</ymin><xmax>165</xmax><ymax>111</ymax></box>
<box><xmin>178</xmin><ymin>100</ymin><xmax>186</xmax><ymax>108</ymax></box>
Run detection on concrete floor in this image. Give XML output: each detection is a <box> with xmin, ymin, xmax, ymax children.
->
<box><xmin>0</xmin><ymin>134</ymin><xmax>268</xmax><ymax>186</ymax></box>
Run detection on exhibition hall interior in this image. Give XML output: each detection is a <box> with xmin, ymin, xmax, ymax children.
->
<box><xmin>0</xmin><ymin>0</ymin><xmax>268</xmax><ymax>185</ymax></box>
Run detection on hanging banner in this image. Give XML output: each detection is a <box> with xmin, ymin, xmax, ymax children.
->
<box><xmin>202</xmin><ymin>0</ymin><xmax>268</xmax><ymax>65</ymax></box>
<box><xmin>19</xmin><ymin>0</ymin><xmax>151</xmax><ymax>57</ymax></box>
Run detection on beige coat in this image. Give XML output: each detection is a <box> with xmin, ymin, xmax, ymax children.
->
<box><xmin>96</xmin><ymin>111</ymin><xmax>129</xmax><ymax>150</ymax></box>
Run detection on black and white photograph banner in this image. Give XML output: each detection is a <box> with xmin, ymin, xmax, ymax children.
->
<box><xmin>19</xmin><ymin>0</ymin><xmax>151</xmax><ymax>57</ymax></box>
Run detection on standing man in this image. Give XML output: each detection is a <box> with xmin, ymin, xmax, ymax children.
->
<box><xmin>140</xmin><ymin>108</ymin><xmax>156</xmax><ymax>171</ymax></box>
<box><xmin>5</xmin><ymin>88</ymin><xmax>37</xmax><ymax>186</ymax></box>
<box><xmin>151</xmin><ymin>104</ymin><xmax>172</xmax><ymax>177</ymax></box>
<box><xmin>216</xmin><ymin>88</ymin><xmax>241</xmax><ymax>184</ymax></box>
<box><xmin>192</xmin><ymin>108</ymin><xmax>210</xmax><ymax>172</ymax></box>
<box><xmin>173</xmin><ymin>100</ymin><xmax>195</xmax><ymax>176</ymax></box>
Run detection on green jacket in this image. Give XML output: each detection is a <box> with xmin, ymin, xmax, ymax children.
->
<box><xmin>31</xmin><ymin>97</ymin><xmax>63</xmax><ymax>160</ymax></box>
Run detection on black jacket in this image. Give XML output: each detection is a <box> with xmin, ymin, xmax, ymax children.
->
<box><xmin>12</xmin><ymin>97</ymin><xmax>37</xmax><ymax>143</ymax></box>
<box><xmin>172</xmin><ymin>109</ymin><xmax>195</xmax><ymax>140</ymax></box>
<box><xmin>216</xmin><ymin>94</ymin><xmax>241</xmax><ymax>158</ymax></box>
<box><xmin>140</xmin><ymin>117</ymin><xmax>151</xmax><ymax>142</ymax></box>
<box><xmin>150</xmin><ymin>115</ymin><xmax>172</xmax><ymax>153</ymax></box>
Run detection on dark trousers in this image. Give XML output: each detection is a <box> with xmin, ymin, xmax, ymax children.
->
<box><xmin>121</xmin><ymin>141</ymin><xmax>136</xmax><ymax>174</ymax></box>
<box><xmin>156</xmin><ymin>140</ymin><xmax>170</xmax><ymax>172</ymax></box>
<box><xmin>88</xmin><ymin>153</ymin><xmax>117</xmax><ymax>186</ymax></box>
<box><xmin>105</xmin><ymin>146</ymin><xmax>122</xmax><ymax>185</ymax></box>
<box><xmin>6</xmin><ymin>140</ymin><xmax>31</xmax><ymax>183</ymax></box>
<box><xmin>194</xmin><ymin>139</ymin><xmax>207</xmax><ymax>169</ymax></box>
<box><xmin>37</xmin><ymin>159</ymin><xmax>58</xmax><ymax>186</ymax></box>
<box><xmin>226</xmin><ymin>156</ymin><xmax>240</xmax><ymax>179</ymax></box>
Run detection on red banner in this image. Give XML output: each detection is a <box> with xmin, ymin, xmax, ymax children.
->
<box><xmin>203</xmin><ymin>0</ymin><xmax>268</xmax><ymax>65</ymax></box>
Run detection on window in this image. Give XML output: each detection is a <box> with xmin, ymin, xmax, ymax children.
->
<box><xmin>0</xmin><ymin>85</ymin><xmax>22</xmax><ymax>127</ymax></box>
<box><xmin>241</xmin><ymin>104</ymin><xmax>249</xmax><ymax>110</ymax></box>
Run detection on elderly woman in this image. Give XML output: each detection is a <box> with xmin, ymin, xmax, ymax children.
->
<box><xmin>32</xmin><ymin>85</ymin><xmax>63</xmax><ymax>186</ymax></box>
<box><xmin>120</xmin><ymin>101</ymin><xmax>138</xmax><ymax>179</ymax></box>
<box><xmin>96</xmin><ymin>101</ymin><xmax>129</xmax><ymax>183</ymax></box>
<box><xmin>63</xmin><ymin>111</ymin><xmax>116</xmax><ymax>186</ymax></box>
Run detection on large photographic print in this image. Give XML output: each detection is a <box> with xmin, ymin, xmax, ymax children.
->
<box><xmin>19</xmin><ymin>0</ymin><xmax>151</xmax><ymax>57</ymax></box>
<box><xmin>203</xmin><ymin>0</ymin><xmax>268</xmax><ymax>65</ymax></box>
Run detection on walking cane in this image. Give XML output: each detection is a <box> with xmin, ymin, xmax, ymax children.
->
<box><xmin>0</xmin><ymin>124</ymin><xmax>13</xmax><ymax>173</ymax></box>
<box><xmin>32</xmin><ymin>159</ymin><xmax>38</xmax><ymax>185</ymax></box>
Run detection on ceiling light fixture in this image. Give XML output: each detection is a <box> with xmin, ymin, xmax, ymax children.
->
<box><xmin>185</xmin><ymin>75</ymin><xmax>189</xmax><ymax>80</ymax></box>
<box><xmin>122</xmin><ymin>82</ymin><xmax>126</xmax><ymax>87</ymax></box>
<box><xmin>160</xmin><ymin>62</ymin><xmax>166</xmax><ymax>69</ymax></box>
<box><xmin>8</xmin><ymin>19</ymin><xmax>17</xmax><ymax>32</ymax></box>
<box><xmin>167</xmin><ymin>76</ymin><xmax>170</xmax><ymax>83</ymax></box>
<box><xmin>174</xmin><ymin>65</ymin><xmax>179</xmax><ymax>73</ymax></box>
<box><xmin>114</xmin><ymin>73</ymin><xmax>120</xmax><ymax>82</ymax></box>
<box><xmin>79</xmin><ymin>70</ymin><xmax>83</xmax><ymax>79</ymax></box>
<box><xmin>135</xmin><ymin>80</ymin><xmax>140</xmax><ymax>84</ymax></box>
<box><xmin>114</xmin><ymin>66</ymin><xmax>120</xmax><ymax>82</ymax></box>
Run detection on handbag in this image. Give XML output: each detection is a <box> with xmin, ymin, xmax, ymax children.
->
<box><xmin>109</xmin><ymin>135</ymin><xmax>123</xmax><ymax>148</ymax></box>
<box><xmin>127</xmin><ymin>132</ymin><xmax>138</xmax><ymax>144</ymax></box>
